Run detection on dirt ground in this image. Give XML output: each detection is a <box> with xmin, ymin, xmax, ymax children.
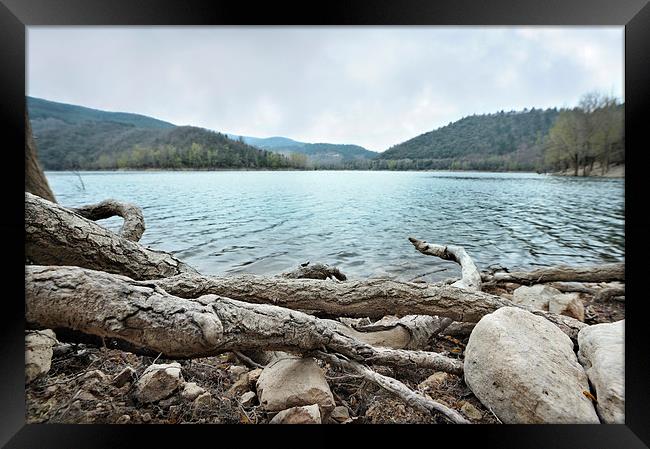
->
<box><xmin>25</xmin><ymin>289</ymin><xmax>623</xmax><ymax>425</ymax></box>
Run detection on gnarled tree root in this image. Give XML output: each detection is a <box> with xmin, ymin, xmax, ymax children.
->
<box><xmin>26</xmin><ymin>192</ymin><xmax>197</xmax><ymax>280</ymax></box>
<box><xmin>25</xmin><ymin>265</ymin><xmax>464</xmax><ymax>375</ymax></box>
<box><xmin>72</xmin><ymin>199</ymin><xmax>145</xmax><ymax>242</ymax></box>
<box><xmin>313</xmin><ymin>350</ymin><xmax>470</xmax><ymax>424</ymax></box>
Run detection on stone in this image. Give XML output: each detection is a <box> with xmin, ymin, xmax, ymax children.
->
<box><xmin>459</xmin><ymin>401</ymin><xmax>483</xmax><ymax>420</ymax></box>
<box><xmin>330</xmin><ymin>406</ymin><xmax>350</xmax><ymax>423</ymax></box>
<box><xmin>269</xmin><ymin>404</ymin><xmax>321</xmax><ymax>424</ymax></box>
<box><xmin>512</xmin><ymin>284</ymin><xmax>560</xmax><ymax>310</ymax></box>
<box><xmin>418</xmin><ymin>372</ymin><xmax>450</xmax><ymax>392</ymax></box>
<box><xmin>247</xmin><ymin>368</ymin><xmax>263</xmax><ymax>385</ymax></box>
<box><xmin>549</xmin><ymin>293</ymin><xmax>585</xmax><ymax>322</ymax></box>
<box><xmin>112</xmin><ymin>367</ymin><xmax>137</xmax><ymax>387</ymax></box>
<box><xmin>464</xmin><ymin>307</ymin><xmax>600</xmax><ymax>424</ymax></box>
<box><xmin>25</xmin><ymin>329</ymin><xmax>57</xmax><ymax>384</ymax></box>
<box><xmin>227</xmin><ymin>373</ymin><xmax>251</xmax><ymax>397</ymax></box>
<box><xmin>117</xmin><ymin>414</ymin><xmax>131</xmax><ymax>424</ymax></box>
<box><xmin>141</xmin><ymin>412</ymin><xmax>151</xmax><ymax>423</ymax></box>
<box><xmin>83</xmin><ymin>369</ymin><xmax>109</xmax><ymax>382</ymax></box>
<box><xmin>181</xmin><ymin>382</ymin><xmax>206</xmax><ymax>401</ymax></box>
<box><xmin>240</xmin><ymin>391</ymin><xmax>256</xmax><ymax>407</ymax></box>
<box><xmin>134</xmin><ymin>363</ymin><xmax>184</xmax><ymax>404</ymax></box>
<box><xmin>577</xmin><ymin>320</ymin><xmax>624</xmax><ymax>424</ymax></box>
<box><xmin>193</xmin><ymin>391</ymin><xmax>213</xmax><ymax>408</ymax></box>
<box><xmin>228</xmin><ymin>365</ymin><xmax>249</xmax><ymax>379</ymax></box>
<box><xmin>256</xmin><ymin>356</ymin><xmax>335</xmax><ymax>413</ymax></box>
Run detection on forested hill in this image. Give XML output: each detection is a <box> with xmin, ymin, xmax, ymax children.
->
<box><xmin>28</xmin><ymin>97</ymin><xmax>176</xmax><ymax>130</ymax></box>
<box><xmin>377</xmin><ymin>108</ymin><xmax>560</xmax><ymax>171</ymax></box>
<box><xmin>28</xmin><ymin>97</ymin><xmax>305</xmax><ymax>170</ymax></box>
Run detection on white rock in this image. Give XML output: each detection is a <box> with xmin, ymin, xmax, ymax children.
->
<box><xmin>464</xmin><ymin>307</ymin><xmax>600</xmax><ymax>424</ymax></box>
<box><xmin>240</xmin><ymin>391</ymin><xmax>256</xmax><ymax>407</ymax></box>
<box><xmin>228</xmin><ymin>365</ymin><xmax>249</xmax><ymax>379</ymax></box>
<box><xmin>578</xmin><ymin>320</ymin><xmax>624</xmax><ymax>423</ymax></box>
<box><xmin>134</xmin><ymin>362</ymin><xmax>184</xmax><ymax>403</ymax></box>
<box><xmin>512</xmin><ymin>285</ymin><xmax>560</xmax><ymax>310</ymax></box>
<box><xmin>256</xmin><ymin>356</ymin><xmax>335</xmax><ymax>413</ymax></box>
<box><xmin>549</xmin><ymin>293</ymin><xmax>585</xmax><ymax>322</ymax></box>
<box><xmin>181</xmin><ymin>382</ymin><xmax>206</xmax><ymax>401</ymax></box>
<box><xmin>270</xmin><ymin>404</ymin><xmax>321</xmax><ymax>424</ymax></box>
<box><xmin>25</xmin><ymin>329</ymin><xmax>57</xmax><ymax>383</ymax></box>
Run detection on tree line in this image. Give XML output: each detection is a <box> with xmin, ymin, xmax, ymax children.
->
<box><xmin>544</xmin><ymin>92</ymin><xmax>624</xmax><ymax>176</ymax></box>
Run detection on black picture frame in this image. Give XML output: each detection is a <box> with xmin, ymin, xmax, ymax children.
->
<box><xmin>2</xmin><ymin>0</ymin><xmax>649</xmax><ymax>447</ymax></box>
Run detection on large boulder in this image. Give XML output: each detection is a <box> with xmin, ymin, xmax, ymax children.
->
<box><xmin>577</xmin><ymin>320</ymin><xmax>624</xmax><ymax>423</ymax></box>
<box><xmin>25</xmin><ymin>329</ymin><xmax>57</xmax><ymax>384</ymax></box>
<box><xmin>464</xmin><ymin>307</ymin><xmax>599</xmax><ymax>423</ymax></box>
<box><xmin>256</xmin><ymin>356</ymin><xmax>335</xmax><ymax>414</ymax></box>
<box><xmin>134</xmin><ymin>363</ymin><xmax>184</xmax><ymax>403</ymax></box>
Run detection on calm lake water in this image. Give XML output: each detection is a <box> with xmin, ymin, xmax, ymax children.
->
<box><xmin>45</xmin><ymin>171</ymin><xmax>625</xmax><ymax>282</ymax></box>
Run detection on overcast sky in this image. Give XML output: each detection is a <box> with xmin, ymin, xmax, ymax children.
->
<box><xmin>27</xmin><ymin>27</ymin><xmax>623</xmax><ymax>152</ymax></box>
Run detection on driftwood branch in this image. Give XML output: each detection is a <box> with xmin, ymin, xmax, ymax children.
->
<box><xmin>314</xmin><ymin>351</ymin><xmax>469</xmax><ymax>424</ymax></box>
<box><xmin>409</xmin><ymin>237</ymin><xmax>481</xmax><ymax>291</ymax></box>
<box><xmin>151</xmin><ymin>272</ymin><xmax>586</xmax><ymax>339</ymax></box>
<box><xmin>153</xmin><ymin>273</ymin><xmax>510</xmax><ymax>322</ymax></box>
<box><xmin>72</xmin><ymin>199</ymin><xmax>145</xmax><ymax>242</ymax></box>
<box><xmin>594</xmin><ymin>286</ymin><xmax>625</xmax><ymax>302</ymax></box>
<box><xmin>25</xmin><ymin>265</ymin><xmax>464</xmax><ymax>375</ymax></box>
<box><xmin>26</xmin><ymin>192</ymin><xmax>197</xmax><ymax>280</ymax></box>
<box><xmin>483</xmin><ymin>263</ymin><xmax>624</xmax><ymax>285</ymax></box>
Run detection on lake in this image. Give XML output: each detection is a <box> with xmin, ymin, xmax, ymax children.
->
<box><xmin>45</xmin><ymin>171</ymin><xmax>625</xmax><ymax>282</ymax></box>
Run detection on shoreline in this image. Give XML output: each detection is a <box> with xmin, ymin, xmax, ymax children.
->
<box><xmin>44</xmin><ymin>167</ymin><xmax>625</xmax><ymax>178</ymax></box>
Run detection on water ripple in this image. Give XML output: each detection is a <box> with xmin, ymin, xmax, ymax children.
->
<box><xmin>46</xmin><ymin>170</ymin><xmax>624</xmax><ymax>281</ymax></box>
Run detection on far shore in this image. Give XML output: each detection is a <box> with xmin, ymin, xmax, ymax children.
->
<box><xmin>44</xmin><ymin>166</ymin><xmax>625</xmax><ymax>178</ymax></box>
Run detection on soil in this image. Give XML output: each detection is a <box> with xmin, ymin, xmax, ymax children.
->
<box><xmin>25</xmin><ymin>282</ymin><xmax>623</xmax><ymax>425</ymax></box>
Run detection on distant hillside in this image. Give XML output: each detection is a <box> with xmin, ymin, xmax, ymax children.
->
<box><xmin>228</xmin><ymin>135</ymin><xmax>304</xmax><ymax>149</ymax></box>
<box><xmin>28</xmin><ymin>97</ymin><xmax>175</xmax><ymax>130</ymax></box>
<box><xmin>377</xmin><ymin>108</ymin><xmax>560</xmax><ymax>171</ymax></box>
<box><xmin>228</xmin><ymin>135</ymin><xmax>378</xmax><ymax>166</ymax></box>
<box><xmin>28</xmin><ymin>97</ymin><xmax>302</xmax><ymax>170</ymax></box>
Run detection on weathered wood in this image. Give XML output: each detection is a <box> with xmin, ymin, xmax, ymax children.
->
<box><xmin>314</xmin><ymin>351</ymin><xmax>469</xmax><ymax>424</ymax></box>
<box><xmin>151</xmin><ymin>272</ymin><xmax>586</xmax><ymax>340</ymax></box>
<box><xmin>25</xmin><ymin>265</ymin><xmax>464</xmax><ymax>375</ymax></box>
<box><xmin>26</xmin><ymin>192</ymin><xmax>197</xmax><ymax>280</ymax></box>
<box><xmin>73</xmin><ymin>199</ymin><xmax>145</xmax><ymax>242</ymax></box>
<box><xmin>25</xmin><ymin>109</ymin><xmax>56</xmax><ymax>203</ymax></box>
<box><xmin>409</xmin><ymin>237</ymin><xmax>482</xmax><ymax>291</ymax></box>
<box><xmin>545</xmin><ymin>282</ymin><xmax>597</xmax><ymax>294</ymax></box>
<box><xmin>153</xmin><ymin>273</ymin><xmax>511</xmax><ymax>322</ymax></box>
<box><xmin>594</xmin><ymin>286</ymin><xmax>625</xmax><ymax>302</ymax></box>
<box><xmin>485</xmin><ymin>263</ymin><xmax>624</xmax><ymax>285</ymax></box>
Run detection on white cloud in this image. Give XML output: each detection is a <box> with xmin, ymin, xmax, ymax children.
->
<box><xmin>27</xmin><ymin>26</ymin><xmax>623</xmax><ymax>151</ymax></box>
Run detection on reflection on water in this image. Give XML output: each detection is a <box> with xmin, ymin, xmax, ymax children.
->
<box><xmin>46</xmin><ymin>171</ymin><xmax>625</xmax><ymax>282</ymax></box>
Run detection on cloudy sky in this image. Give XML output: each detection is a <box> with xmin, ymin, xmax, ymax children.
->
<box><xmin>27</xmin><ymin>27</ymin><xmax>623</xmax><ymax>152</ymax></box>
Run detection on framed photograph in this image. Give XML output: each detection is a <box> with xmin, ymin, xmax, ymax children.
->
<box><xmin>3</xmin><ymin>0</ymin><xmax>649</xmax><ymax>446</ymax></box>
